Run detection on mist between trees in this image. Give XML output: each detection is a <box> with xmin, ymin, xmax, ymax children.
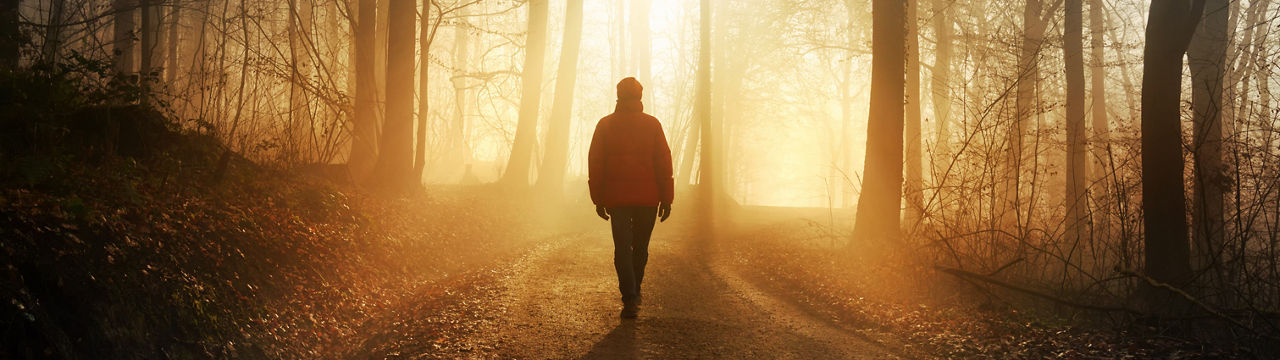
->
<box><xmin>7</xmin><ymin>0</ymin><xmax>1280</xmax><ymax>334</ymax></box>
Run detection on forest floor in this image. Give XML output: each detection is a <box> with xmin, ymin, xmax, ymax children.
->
<box><xmin>4</xmin><ymin>165</ymin><xmax>1265</xmax><ymax>359</ymax></box>
<box><xmin>353</xmin><ymin>203</ymin><xmax>1259</xmax><ymax>359</ymax></box>
<box><xmin>1</xmin><ymin>155</ymin><xmax>1264</xmax><ymax>359</ymax></box>
<box><xmin>354</xmin><ymin>216</ymin><xmax>894</xmax><ymax>359</ymax></box>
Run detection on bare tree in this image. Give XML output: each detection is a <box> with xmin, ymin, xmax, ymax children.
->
<box><xmin>1141</xmin><ymin>0</ymin><xmax>1206</xmax><ymax>292</ymax></box>
<box><xmin>1006</xmin><ymin>0</ymin><xmax>1055</xmax><ymax>230</ymax></box>
<box><xmin>500</xmin><ymin>0</ymin><xmax>549</xmax><ymax>186</ymax></box>
<box><xmin>371</xmin><ymin>0</ymin><xmax>416</xmax><ymax>187</ymax></box>
<box><xmin>904</xmin><ymin>0</ymin><xmax>923</xmax><ymax>229</ymax></box>
<box><xmin>166</xmin><ymin>3</ymin><xmax>180</xmax><ymax>84</ymax></box>
<box><xmin>631</xmin><ymin>0</ymin><xmax>650</xmax><ymax>86</ymax></box>
<box><xmin>696</xmin><ymin>0</ymin><xmax>713</xmax><ymax>195</ymax></box>
<box><xmin>1087</xmin><ymin>0</ymin><xmax>1110</xmax><ymax>241</ymax></box>
<box><xmin>42</xmin><ymin>0</ymin><xmax>67</xmax><ymax>63</ymax></box>
<box><xmin>0</xmin><ymin>0</ymin><xmax>17</xmax><ymax>68</ymax></box>
<box><xmin>1187</xmin><ymin>0</ymin><xmax>1229</xmax><ymax>277</ymax></box>
<box><xmin>139</xmin><ymin>0</ymin><xmax>162</xmax><ymax>103</ymax></box>
<box><xmin>289</xmin><ymin>0</ymin><xmax>315</xmax><ymax>162</ymax></box>
<box><xmin>1064</xmin><ymin>0</ymin><xmax>1087</xmax><ymax>249</ymax></box>
<box><xmin>535</xmin><ymin>0</ymin><xmax>584</xmax><ymax>196</ymax></box>
<box><xmin>449</xmin><ymin>6</ymin><xmax>472</xmax><ymax>177</ymax></box>
<box><xmin>931</xmin><ymin>0</ymin><xmax>953</xmax><ymax>171</ymax></box>
<box><xmin>349</xmin><ymin>0</ymin><xmax>378</xmax><ymax>181</ymax></box>
<box><xmin>852</xmin><ymin>0</ymin><xmax>905</xmax><ymax>243</ymax></box>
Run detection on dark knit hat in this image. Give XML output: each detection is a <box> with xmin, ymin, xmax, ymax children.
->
<box><xmin>617</xmin><ymin>77</ymin><xmax>643</xmax><ymax>100</ymax></box>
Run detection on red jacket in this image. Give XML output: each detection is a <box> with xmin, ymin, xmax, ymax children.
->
<box><xmin>588</xmin><ymin>101</ymin><xmax>675</xmax><ymax>207</ymax></box>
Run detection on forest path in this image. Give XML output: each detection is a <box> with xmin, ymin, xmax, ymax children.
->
<box><xmin>373</xmin><ymin>224</ymin><xmax>899</xmax><ymax>359</ymax></box>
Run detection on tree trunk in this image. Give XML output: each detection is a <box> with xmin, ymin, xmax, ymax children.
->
<box><xmin>931</xmin><ymin>0</ymin><xmax>953</xmax><ymax>169</ymax></box>
<box><xmin>289</xmin><ymin>0</ymin><xmax>314</xmax><ymax>163</ymax></box>
<box><xmin>1088</xmin><ymin>0</ymin><xmax>1110</xmax><ymax>243</ymax></box>
<box><xmin>375</xmin><ymin>0</ymin><xmax>389</xmax><ymax>123</ymax></box>
<box><xmin>0</xmin><ymin>0</ymin><xmax>18</xmax><ymax>68</ymax></box>
<box><xmin>113</xmin><ymin>0</ymin><xmax>137</xmax><ymax>77</ymax></box>
<box><xmin>42</xmin><ymin>0</ymin><xmax>66</xmax><ymax>63</ymax></box>
<box><xmin>852</xmin><ymin>0</ymin><xmax>906</xmax><ymax>243</ymax></box>
<box><xmin>371</xmin><ymin>0</ymin><xmax>416</xmax><ymax>188</ymax></box>
<box><xmin>139</xmin><ymin>0</ymin><xmax>161</xmax><ymax>104</ymax></box>
<box><xmin>1007</xmin><ymin>0</ymin><xmax>1043</xmax><ymax>230</ymax></box>
<box><xmin>500</xmin><ymin>0</ymin><xmax>549</xmax><ymax>186</ymax></box>
<box><xmin>1064</xmin><ymin>0</ymin><xmax>1088</xmax><ymax>252</ymax></box>
<box><xmin>1227</xmin><ymin>0</ymin><xmax>1267</xmax><ymax>138</ymax></box>
<box><xmin>903</xmin><ymin>0</ymin><xmax>923</xmax><ymax>229</ymax></box>
<box><xmin>1187</xmin><ymin>0</ymin><xmax>1229</xmax><ymax>278</ymax></box>
<box><xmin>414</xmin><ymin>4</ymin><xmax>431</xmax><ymax>177</ymax></box>
<box><xmin>614</xmin><ymin>0</ymin><xmax>625</xmax><ymax>83</ymax></box>
<box><xmin>350</xmin><ymin>0</ymin><xmax>378</xmax><ymax>182</ymax></box>
<box><xmin>535</xmin><ymin>0</ymin><xmax>584</xmax><ymax>196</ymax></box>
<box><xmin>696</xmin><ymin>0</ymin><xmax>713</xmax><ymax>194</ymax></box>
<box><xmin>166</xmin><ymin>5</ymin><xmax>180</xmax><ymax>84</ymax></box>
<box><xmin>678</xmin><ymin>121</ymin><xmax>700</xmax><ymax>186</ymax></box>
<box><xmin>839</xmin><ymin>0</ymin><xmax>857</xmax><ymax>208</ymax></box>
<box><xmin>1141</xmin><ymin>0</ymin><xmax>1205</xmax><ymax>292</ymax></box>
<box><xmin>40</xmin><ymin>0</ymin><xmax>66</xmax><ymax>63</ymax></box>
<box><xmin>450</xmin><ymin>6</ymin><xmax>472</xmax><ymax>178</ymax></box>
<box><xmin>631</xmin><ymin>0</ymin><xmax>650</xmax><ymax>86</ymax></box>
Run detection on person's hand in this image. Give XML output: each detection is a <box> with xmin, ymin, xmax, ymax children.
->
<box><xmin>658</xmin><ymin>202</ymin><xmax>671</xmax><ymax>222</ymax></box>
<box><xmin>596</xmin><ymin>205</ymin><xmax>610</xmax><ymax>221</ymax></box>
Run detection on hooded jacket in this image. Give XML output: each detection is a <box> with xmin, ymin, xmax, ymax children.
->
<box><xmin>588</xmin><ymin>78</ymin><xmax>675</xmax><ymax>207</ymax></box>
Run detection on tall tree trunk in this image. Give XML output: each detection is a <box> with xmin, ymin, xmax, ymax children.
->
<box><xmin>500</xmin><ymin>0</ymin><xmax>549</xmax><ymax>186</ymax></box>
<box><xmin>0</xmin><ymin>0</ymin><xmax>18</xmax><ymax>68</ymax></box>
<box><xmin>1064</xmin><ymin>0</ymin><xmax>1087</xmax><ymax>252</ymax></box>
<box><xmin>139</xmin><ymin>0</ymin><xmax>161</xmax><ymax>105</ymax></box>
<box><xmin>1187</xmin><ymin>0</ymin><xmax>1229</xmax><ymax>278</ymax></box>
<box><xmin>678</xmin><ymin>120</ymin><xmax>700</xmax><ymax>186</ymax></box>
<box><xmin>1087</xmin><ymin>0</ymin><xmax>1110</xmax><ymax>243</ymax></box>
<box><xmin>414</xmin><ymin>5</ymin><xmax>430</xmax><ymax>177</ymax></box>
<box><xmin>903</xmin><ymin>0</ymin><xmax>923</xmax><ymax>229</ymax></box>
<box><xmin>1226</xmin><ymin>0</ymin><xmax>1267</xmax><ymax>137</ymax></box>
<box><xmin>677</xmin><ymin>0</ymin><xmax>699</xmax><ymax>187</ymax></box>
<box><xmin>1141</xmin><ymin>0</ymin><xmax>1205</xmax><ymax>293</ymax></box>
<box><xmin>350</xmin><ymin>0</ymin><xmax>378</xmax><ymax>181</ymax></box>
<box><xmin>535</xmin><ymin>0</ymin><xmax>584</xmax><ymax>196</ymax></box>
<box><xmin>1104</xmin><ymin>12</ymin><xmax>1140</xmax><ymax>125</ymax></box>
<box><xmin>614</xmin><ymin>0</ymin><xmax>626</xmax><ymax>83</ymax></box>
<box><xmin>289</xmin><ymin>0</ymin><xmax>314</xmax><ymax>163</ymax></box>
<box><xmin>375</xmin><ymin>0</ymin><xmax>389</xmax><ymax>123</ymax></box>
<box><xmin>371</xmin><ymin>0</ymin><xmax>416</xmax><ymax>188</ymax></box>
<box><xmin>631</xmin><ymin>0</ymin><xmax>650</xmax><ymax>86</ymax></box>
<box><xmin>1007</xmin><ymin>0</ymin><xmax>1044</xmax><ymax>231</ymax></box>
<box><xmin>450</xmin><ymin>6</ymin><xmax>472</xmax><ymax>177</ymax></box>
<box><xmin>42</xmin><ymin>0</ymin><xmax>66</xmax><ymax>63</ymax></box>
<box><xmin>852</xmin><ymin>0</ymin><xmax>906</xmax><ymax>243</ymax></box>
<box><xmin>696</xmin><ymin>0</ymin><xmax>713</xmax><ymax>194</ymax></box>
<box><xmin>187</xmin><ymin>0</ymin><xmax>210</xmax><ymax>119</ymax></box>
<box><xmin>669</xmin><ymin>0</ymin><xmax>691</xmax><ymax>181</ymax></box>
<box><xmin>166</xmin><ymin>5</ymin><xmax>180</xmax><ymax>84</ymax></box>
<box><xmin>931</xmin><ymin>0</ymin><xmax>953</xmax><ymax>169</ymax></box>
<box><xmin>839</xmin><ymin>0</ymin><xmax>857</xmax><ymax>208</ymax></box>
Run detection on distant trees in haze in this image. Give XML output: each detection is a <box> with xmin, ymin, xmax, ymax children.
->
<box><xmin>9</xmin><ymin>0</ymin><xmax>1280</xmax><ymax>322</ymax></box>
<box><xmin>534</xmin><ymin>0</ymin><xmax>584</xmax><ymax>196</ymax></box>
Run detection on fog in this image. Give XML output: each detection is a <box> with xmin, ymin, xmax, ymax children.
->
<box><xmin>7</xmin><ymin>0</ymin><xmax>1280</xmax><ymax>356</ymax></box>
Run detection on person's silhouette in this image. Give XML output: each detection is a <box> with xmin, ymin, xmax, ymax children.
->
<box><xmin>588</xmin><ymin>77</ymin><xmax>674</xmax><ymax>319</ymax></box>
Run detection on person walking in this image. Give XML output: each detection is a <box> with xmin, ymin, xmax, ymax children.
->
<box><xmin>588</xmin><ymin>77</ymin><xmax>674</xmax><ymax>319</ymax></box>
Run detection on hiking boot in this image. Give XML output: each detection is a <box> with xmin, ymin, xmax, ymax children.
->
<box><xmin>620</xmin><ymin>302</ymin><xmax>638</xmax><ymax>319</ymax></box>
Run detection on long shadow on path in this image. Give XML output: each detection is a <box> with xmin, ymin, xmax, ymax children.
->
<box><xmin>583</xmin><ymin>321</ymin><xmax>637</xmax><ymax>359</ymax></box>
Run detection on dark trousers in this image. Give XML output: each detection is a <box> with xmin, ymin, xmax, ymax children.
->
<box><xmin>608</xmin><ymin>206</ymin><xmax>657</xmax><ymax>304</ymax></box>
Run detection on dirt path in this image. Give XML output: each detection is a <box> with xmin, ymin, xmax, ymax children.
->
<box><xmin>367</xmin><ymin>225</ymin><xmax>900</xmax><ymax>359</ymax></box>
